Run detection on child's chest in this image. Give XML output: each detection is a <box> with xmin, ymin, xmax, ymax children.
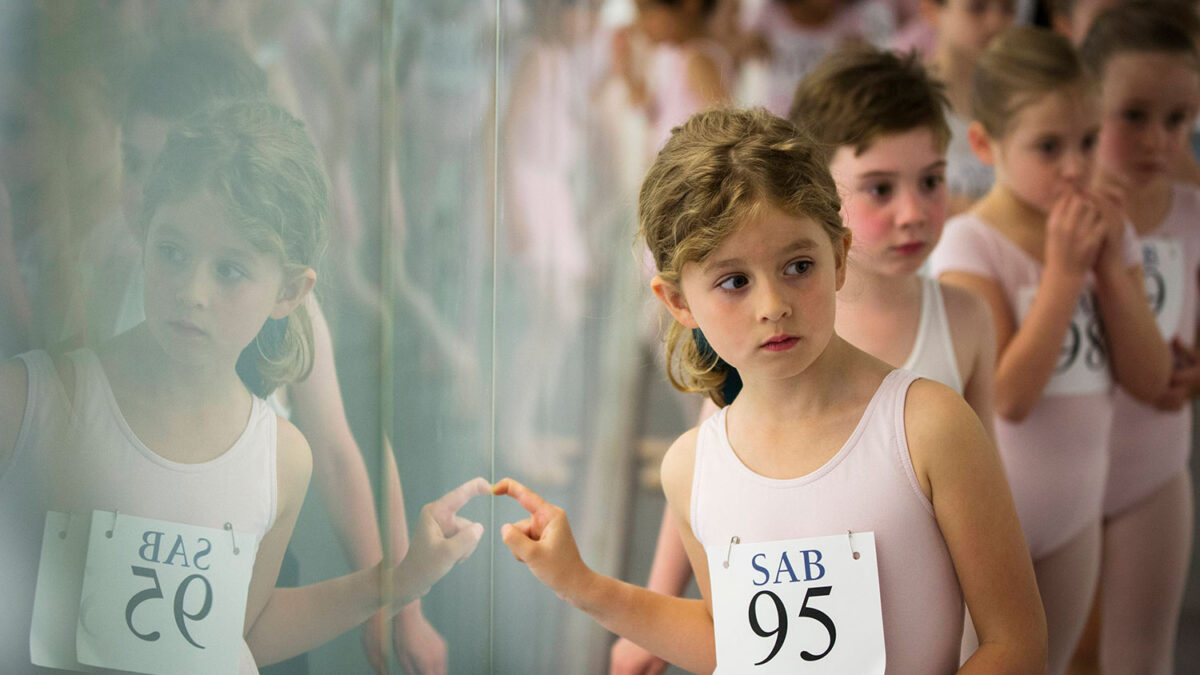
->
<box><xmin>730</xmin><ymin>404</ymin><xmax>869</xmax><ymax>480</ymax></box>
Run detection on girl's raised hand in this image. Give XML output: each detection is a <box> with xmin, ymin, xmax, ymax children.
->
<box><xmin>1045</xmin><ymin>190</ymin><xmax>1107</xmax><ymax>280</ymax></box>
<box><xmin>1090</xmin><ymin>172</ymin><xmax>1133</xmax><ymax>275</ymax></box>
<box><xmin>393</xmin><ymin>478</ymin><xmax>489</xmax><ymax>606</ymax></box>
<box><xmin>493</xmin><ymin>478</ymin><xmax>591</xmax><ymax>603</ymax></box>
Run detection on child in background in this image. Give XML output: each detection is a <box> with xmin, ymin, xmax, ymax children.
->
<box><xmin>1049</xmin><ymin>0</ymin><xmax>1124</xmax><ymax>44</ymax></box>
<box><xmin>502</xmin><ymin>106</ymin><xmax>1044</xmax><ymax>674</ymax></box>
<box><xmin>618</xmin><ymin>0</ymin><xmax>732</xmax><ymax>157</ymax></box>
<box><xmin>743</xmin><ymin>0</ymin><xmax>895</xmax><ymax>117</ymax></box>
<box><xmin>1068</xmin><ymin>4</ymin><xmax>1200</xmax><ymax>672</ymax></box>
<box><xmin>610</xmin><ymin>47</ymin><xmax>999</xmax><ymax>674</ymax></box>
<box><xmin>924</xmin><ymin>0</ymin><xmax>1015</xmax><ymax>213</ymax></box>
<box><xmin>0</xmin><ymin>100</ymin><xmax>487</xmax><ymax>674</ymax></box>
<box><xmin>929</xmin><ymin>26</ymin><xmax>1170</xmax><ymax>674</ymax></box>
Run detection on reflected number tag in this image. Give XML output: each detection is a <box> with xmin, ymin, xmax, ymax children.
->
<box><xmin>74</xmin><ymin>510</ymin><xmax>256</xmax><ymax>675</ymax></box>
<box><xmin>707</xmin><ymin>532</ymin><xmax>885</xmax><ymax>674</ymax></box>
<box><xmin>1141</xmin><ymin>238</ymin><xmax>1185</xmax><ymax>338</ymax></box>
<box><xmin>1018</xmin><ymin>285</ymin><xmax>1111</xmax><ymax>395</ymax></box>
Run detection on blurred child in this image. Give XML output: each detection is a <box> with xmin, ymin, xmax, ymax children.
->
<box><xmin>1068</xmin><ymin>4</ymin><xmax>1200</xmax><ymax>672</ymax></box>
<box><xmin>924</xmin><ymin>0</ymin><xmax>1015</xmax><ymax>212</ymax></box>
<box><xmin>930</xmin><ymin>26</ymin><xmax>1170</xmax><ymax>673</ymax></box>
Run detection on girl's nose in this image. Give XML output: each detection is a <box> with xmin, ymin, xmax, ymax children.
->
<box><xmin>758</xmin><ymin>280</ymin><xmax>792</xmax><ymax>323</ymax></box>
<box><xmin>895</xmin><ymin>186</ymin><xmax>927</xmax><ymax>230</ymax></box>
<box><xmin>176</xmin><ymin>267</ymin><xmax>211</xmax><ymax>308</ymax></box>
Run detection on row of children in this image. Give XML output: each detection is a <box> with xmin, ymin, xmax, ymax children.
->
<box><xmin>491</xmin><ymin>2</ymin><xmax>1199</xmax><ymax>674</ymax></box>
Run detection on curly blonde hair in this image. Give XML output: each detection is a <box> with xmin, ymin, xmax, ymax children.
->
<box><xmin>639</xmin><ymin>107</ymin><xmax>846</xmax><ymax>405</ymax></box>
<box><xmin>141</xmin><ymin>99</ymin><xmax>330</xmax><ymax>397</ymax></box>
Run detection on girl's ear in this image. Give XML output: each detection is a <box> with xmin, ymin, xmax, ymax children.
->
<box><xmin>651</xmin><ymin>274</ymin><xmax>700</xmax><ymax>329</ymax></box>
<box><xmin>270</xmin><ymin>268</ymin><xmax>317</xmax><ymax>320</ymax></box>
<box><xmin>966</xmin><ymin>121</ymin><xmax>997</xmax><ymax>166</ymax></box>
<box><xmin>835</xmin><ymin>230</ymin><xmax>852</xmax><ymax>291</ymax></box>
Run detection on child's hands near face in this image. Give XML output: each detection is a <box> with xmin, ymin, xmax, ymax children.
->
<box><xmin>1045</xmin><ymin>190</ymin><xmax>1107</xmax><ymax>280</ymax></box>
<box><xmin>1154</xmin><ymin>338</ymin><xmax>1200</xmax><ymax>411</ymax></box>
<box><xmin>1090</xmin><ymin>171</ymin><xmax>1132</xmax><ymax>275</ymax></box>
<box><xmin>494</xmin><ymin>478</ymin><xmax>592</xmax><ymax>604</ymax></box>
<box><xmin>394</xmin><ymin>477</ymin><xmax>489</xmax><ymax>606</ymax></box>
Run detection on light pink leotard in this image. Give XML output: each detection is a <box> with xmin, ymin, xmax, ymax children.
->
<box><xmin>930</xmin><ymin>214</ymin><xmax>1140</xmax><ymax>558</ymax></box>
<box><xmin>1105</xmin><ymin>183</ymin><xmax>1200</xmax><ymax>516</ymax></box>
<box><xmin>691</xmin><ymin>370</ymin><xmax>964</xmax><ymax>673</ymax></box>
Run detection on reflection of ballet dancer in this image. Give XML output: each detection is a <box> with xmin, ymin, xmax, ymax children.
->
<box><xmin>499</xmin><ymin>3</ymin><xmax>590</xmax><ymax>484</ymax></box>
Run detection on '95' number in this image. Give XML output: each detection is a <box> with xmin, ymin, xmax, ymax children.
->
<box><xmin>125</xmin><ymin>566</ymin><xmax>213</xmax><ymax>649</ymax></box>
<box><xmin>749</xmin><ymin>586</ymin><xmax>836</xmax><ymax>666</ymax></box>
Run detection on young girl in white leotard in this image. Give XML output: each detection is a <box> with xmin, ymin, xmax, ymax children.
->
<box><xmin>498</xmin><ymin>106</ymin><xmax>1044</xmax><ymax>674</ymax></box>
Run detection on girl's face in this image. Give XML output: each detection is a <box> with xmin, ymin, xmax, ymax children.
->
<box><xmin>989</xmin><ymin>90</ymin><xmax>1100</xmax><ymax>214</ymax></box>
<box><xmin>656</xmin><ymin>205</ymin><xmax>848</xmax><ymax>384</ymax></box>
<box><xmin>143</xmin><ymin>190</ymin><xmax>300</xmax><ymax>368</ymax></box>
<box><xmin>931</xmin><ymin>0</ymin><xmax>1016</xmax><ymax>60</ymax></box>
<box><xmin>1097</xmin><ymin>51</ymin><xmax>1200</xmax><ymax>190</ymax></box>
<box><xmin>829</xmin><ymin>128</ymin><xmax>947</xmax><ymax>278</ymax></box>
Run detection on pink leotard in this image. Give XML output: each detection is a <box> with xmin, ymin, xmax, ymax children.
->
<box><xmin>1104</xmin><ymin>183</ymin><xmax>1200</xmax><ymax>516</ymax></box>
<box><xmin>930</xmin><ymin>213</ymin><xmax>1140</xmax><ymax>558</ymax></box>
<box><xmin>690</xmin><ymin>370</ymin><xmax>963</xmax><ymax>673</ymax></box>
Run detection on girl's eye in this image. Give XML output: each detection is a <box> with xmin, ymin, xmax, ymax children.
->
<box><xmin>1122</xmin><ymin>108</ymin><xmax>1147</xmax><ymax>124</ymax></box>
<box><xmin>921</xmin><ymin>174</ymin><xmax>945</xmax><ymax>192</ymax></box>
<box><xmin>1036</xmin><ymin>138</ymin><xmax>1061</xmax><ymax>156</ymax></box>
<box><xmin>157</xmin><ymin>242</ymin><xmax>185</xmax><ymax>263</ymax></box>
<box><xmin>785</xmin><ymin>260</ymin><xmax>812</xmax><ymax>276</ymax></box>
<box><xmin>1167</xmin><ymin>110</ymin><xmax>1189</xmax><ymax>129</ymax></box>
<box><xmin>717</xmin><ymin>274</ymin><xmax>749</xmax><ymax>291</ymax></box>
<box><xmin>1082</xmin><ymin>132</ymin><xmax>1098</xmax><ymax>152</ymax></box>
<box><xmin>866</xmin><ymin>182</ymin><xmax>893</xmax><ymax>199</ymax></box>
<box><xmin>216</xmin><ymin>262</ymin><xmax>247</xmax><ymax>282</ymax></box>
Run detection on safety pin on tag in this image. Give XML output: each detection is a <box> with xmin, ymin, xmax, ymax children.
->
<box><xmin>847</xmin><ymin>530</ymin><xmax>860</xmax><ymax>560</ymax></box>
<box><xmin>58</xmin><ymin>512</ymin><xmax>74</xmax><ymax>539</ymax></box>
<box><xmin>105</xmin><ymin>510</ymin><xmax>119</xmax><ymax>539</ymax></box>
<box><xmin>224</xmin><ymin>522</ymin><xmax>240</xmax><ymax>555</ymax></box>
<box><xmin>723</xmin><ymin>535</ymin><xmax>740</xmax><ymax>568</ymax></box>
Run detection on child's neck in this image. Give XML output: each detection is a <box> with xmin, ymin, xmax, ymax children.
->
<box><xmin>732</xmin><ymin>334</ymin><xmax>857</xmax><ymax>425</ymax></box>
<box><xmin>930</xmin><ymin>45</ymin><xmax>975</xmax><ymax>117</ymax></box>
<box><xmin>1124</xmin><ymin>177</ymin><xmax>1173</xmax><ymax>235</ymax></box>
<box><xmin>974</xmin><ymin>183</ymin><xmax>1049</xmax><ymax>259</ymax></box>
<box><xmin>839</xmin><ymin>262</ymin><xmax>923</xmax><ymax>308</ymax></box>
<box><xmin>113</xmin><ymin>324</ymin><xmax>249</xmax><ymax>407</ymax></box>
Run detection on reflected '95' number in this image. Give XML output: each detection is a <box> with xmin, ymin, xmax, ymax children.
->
<box><xmin>749</xmin><ymin>586</ymin><xmax>836</xmax><ymax>666</ymax></box>
<box><xmin>125</xmin><ymin>566</ymin><xmax>213</xmax><ymax>649</ymax></box>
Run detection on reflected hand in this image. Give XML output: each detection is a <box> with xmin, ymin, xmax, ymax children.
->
<box><xmin>493</xmin><ymin>478</ymin><xmax>591</xmax><ymax>603</ymax></box>
<box><xmin>610</xmin><ymin>636</ymin><xmax>669</xmax><ymax>675</ymax></box>
<box><xmin>362</xmin><ymin>611</ymin><xmax>390</xmax><ymax>675</ymax></box>
<box><xmin>394</xmin><ymin>478</ymin><xmax>489</xmax><ymax>606</ymax></box>
<box><xmin>394</xmin><ymin>605</ymin><xmax>448</xmax><ymax>675</ymax></box>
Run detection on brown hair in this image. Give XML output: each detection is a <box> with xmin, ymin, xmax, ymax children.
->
<box><xmin>971</xmin><ymin>26</ymin><xmax>1090</xmax><ymax>137</ymax></box>
<box><xmin>639</xmin><ymin>107</ymin><xmax>847</xmax><ymax>404</ymax></box>
<box><xmin>789</xmin><ymin>45</ymin><xmax>950</xmax><ymax>155</ymax></box>
<box><xmin>142</xmin><ymin>99</ymin><xmax>330</xmax><ymax>397</ymax></box>
<box><xmin>1079</xmin><ymin>1</ymin><xmax>1200</xmax><ymax>76</ymax></box>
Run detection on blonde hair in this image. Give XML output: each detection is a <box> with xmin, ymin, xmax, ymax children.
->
<box><xmin>142</xmin><ymin>99</ymin><xmax>330</xmax><ymax>397</ymax></box>
<box><xmin>1079</xmin><ymin>1</ymin><xmax>1200</xmax><ymax>76</ymax></box>
<box><xmin>971</xmin><ymin>26</ymin><xmax>1090</xmax><ymax>138</ymax></box>
<box><xmin>789</xmin><ymin>45</ymin><xmax>951</xmax><ymax>154</ymax></box>
<box><xmin>639</xmin><ymin>107</ymin><xmax>846</xmax><ymax>405</ymax></box>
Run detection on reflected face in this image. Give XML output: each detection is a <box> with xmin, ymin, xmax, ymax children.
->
<box><xmin>934</xmin><ymin>0</ymin><xmax>1016</xmax><ymax>59</ymax></box>
<box><xmin>992</xmin><ymin>90</ymin><xmax>1099</xmax><ymax>214</ymax></box>
<box><xmin>143</xmin><ymin>190</ymin><xmax>285</xmax><ymax>367</ymax></box>
<box><xmin>121</xmin><ymin>113</ymin><xmax>169</xmax><ymax>224</ymax></box>
<box><xmin>675</xmin><ymin>206</ymin><xmax>845</xmax><ymax>383</ymax></box>
<box><xmin>830</xmin><ymin>128</ymin><xmax>947</xmax><ymax>277</ymax></box>
<box><xmin>1097</xmin><ymin>52</ymin><xmax>1200</xmax><ymax>189</ymax></box>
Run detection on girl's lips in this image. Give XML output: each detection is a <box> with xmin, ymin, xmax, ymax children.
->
<box><xmin>893</xmin><ymin>242</ymin><xmax>926</xmax><ymax>256</ymax></box>
<box><xmin>169</xmin><ymin>320</ymin><xmax>207</xmax><ymax>337</ymax></box>
<box><xmin>761</xmin><ymin>336</ymin><xmax>799</xmax><ymax>352</ymax></box>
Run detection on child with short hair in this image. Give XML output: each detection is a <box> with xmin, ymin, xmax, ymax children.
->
<box><xmin>500</xmin><ymin>106</ymin><xmax>1045</xmax><ymax>673</ymax></box>
<box><xmin>930</xmin><ymin>26</ymin><xmax>1170</xmax><ymax>674</ymax></box>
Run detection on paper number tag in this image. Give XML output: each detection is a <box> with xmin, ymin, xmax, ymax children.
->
<box><xmin>74</xmin><ymin>510</ymin><xmax>256</xmax><ymax>675</ymax></box>
<box><xmin>707</xmin><ymin>532</ymin><xmax>885</xmax><ymax>674</ymax></box>
<box><xmin>1141</xmin><ymin>238</ymin><xmax>1185</xmax><ymax>338</ymax></box>
<box><xmin>1018</xmin><ymin>285</ymin><xmax>1112</xmax><ymax>396</ymax></box>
